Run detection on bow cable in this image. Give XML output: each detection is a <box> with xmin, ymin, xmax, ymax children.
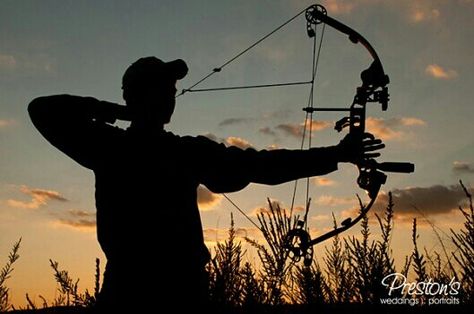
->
<box><xmin>177</xmin><ymin>6</ymin><xmax>310</xmax><ymax>97</ymax></box>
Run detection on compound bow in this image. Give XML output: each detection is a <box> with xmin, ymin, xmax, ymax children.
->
<box><xmin>283</xmin><ymin>4</ymin><xmax>414</xmax><ymax>266</ymax></box>
<box><xmin>179</xmin><ymin>4</ymin><xmax>415</xmax><ymax>266</ymax></box>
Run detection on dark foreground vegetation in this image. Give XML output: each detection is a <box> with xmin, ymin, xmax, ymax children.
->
<box><xmin>1</xmin><ymin>182</ymin><xmax>473</xmax><ymax>313</ymax></box>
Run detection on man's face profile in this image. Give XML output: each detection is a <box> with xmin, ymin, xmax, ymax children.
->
<box><xmin>122</xmin><ymin>57</ymin><xmax>186</xmax><ymax>127</ymax></box>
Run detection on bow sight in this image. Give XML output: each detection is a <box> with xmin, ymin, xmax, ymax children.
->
<box><xmin>284</xmin><ymin>4</ymin><xmax>415</xmax><ymax>266</ymax></box>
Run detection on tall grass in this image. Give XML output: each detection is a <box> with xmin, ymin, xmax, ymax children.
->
<box><xmin>208</xmin><ymin>213</ymin><xmax>244</xmax><ymax>307</ymax></box>
<box><xmin>0</xmin><ymin>238</ymin><xmax>21</xmax><ymax>312</ymax></box>
<box><xmin>207</xmin><ymin>183</ymin><xmax>473</xmax><ymax>308</ymax></box>
<box><xmin>2</xmin><ymin>182</ymin><xmax>473</xmax><ymax>311</ymax></box>
<box><xmin>451</xmin><ymin>181</ymin><xmax>474</xmax><ymax>303</ymax></box>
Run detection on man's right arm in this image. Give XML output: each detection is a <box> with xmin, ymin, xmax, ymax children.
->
<box><xmin>28</xmin><ymin>94</ymin><xmax>128</xmax><ymax>169</ymax></box>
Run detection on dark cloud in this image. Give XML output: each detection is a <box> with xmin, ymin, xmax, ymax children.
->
<box><xmin>276</xmin><ymin>120</ymin><xmax>332</xmax><ymax>138</ymax></box>
<box><xmin>218</xmin><ymin>118</ymin><xmax>251</xmax><ymax>127</ymax></box>
<box><xmin>259</xmin><ymin>127</ymin><xmax>277</xmax><ymax>136</ymax></box>
<box><xmin>58</xmin><ymin>218</ymin><xmax>96</xmax><ymax>229</ymax></box>
<box><xmin>276</xmin><ymin>123</ymin><xmax>304</xmax><ymax>137</ymax></box>
<box><xmin>67</xmin><ymin>209</ymin><xmax>94</xmax><ymax>218</ymax></box>
<box><xmin>202</xmin><ymin>132</ymin><xmax>221</xmax><ymax>142</ymax></box>
<box><xmin>29</xmin><ymin>188</ymin><xmax>68</xmax><ymax>202</ymax></box>
<box><xmin>452</xmin><ymin>161</ymin><xmax>474</xmax><ymax>174</ymax></box>
<box><xmin>372</xmin><ymin>184</ymin><xmax>473</xmax><ymax>216</ymax></box>
<box><xmin>197</xmin><ymin>185</ymin><xmax>222</xmax><ymax>211</ymax></box>
<box><xmin>56</xmin><ymin>209</ymin><xmax>96</xmax><ymax>230</ymax></box>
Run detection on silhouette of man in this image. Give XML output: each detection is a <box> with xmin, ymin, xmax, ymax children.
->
<box><xmin>28</xmin><ymin>57</ymin><xmax>383</xmax><ymax>312</ymax></box>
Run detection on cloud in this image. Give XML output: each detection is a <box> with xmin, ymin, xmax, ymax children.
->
<box><xmin>0</xmin><ymin>54</ymin><xmax>17</xmax><ymax>70</ymax></box>
<box><xmin>371</xmin><ymin>184</ymin><xmax>473</xmax><ymax>217</ymax></box>
<box><xmin>311</xmin><ymin>214</ymin><xmax>331</xmax><ymax>222</ymax></box>
<box><xmin>276</xmin><ymin>123</ymin><xmax>303</xmax><ymax>137</ymax></box>
<box><xmin>276</xmin><ymin>120</ymin><xmax>332</xmax><ymax>138</ymax></box>
<box><xmin>407</xmin><ymin>2</ymin><xmax>441</xmax><ymax>23</ymax></box>
<box><xmin>226</xmin><ymin>137</ymin><xmax>253</xmax><ymax>149</ymax></box>
<box><xmin>425</xmin><ymin>64</ymin><xmax>458</xmax><ymax>80</ymax></box>
<box><xmin>307</xmin><ymin>120</ymin><xmax>333</xmax><ymax>132</ymax></box>
<box><xmin>218</xmin><ymin>118</ymin><xmax>251</xmax><ymax>127</ymax></box>
<box><xmin>0</xmin><ymin>119</ymin><xmax>16</xmax><ymax>128</ymax></box>
<box><xmin>250</xmin><ymin>200</ymin><xmax>283</xmax><ymax>217</ymax></box>
<box><xmin>314</xmin><ymin>177</ymin><xmax>336</xmax><ymax>186</ymax></box>
<box><xmin>203</xmin><ymin>133</ymin><xmax>254</xmax><ymax>149</ymax></box>
<box><xmin>56</xmin><ymin>209</ymin><xmax>96</xmax><ymax>230</ymax></box>
<box><xmin>318</xmin><ymin>0</ymin><xmax>389</xmax><ymax>16</ymax></box>
<box><xmin>259</xmin><ymin>127</ymin><xmax>276</xmax><ymax>137</ymax></box>
<box><xmin>203</xmin><ymin>133</ymin><xmax>219</xmax><ymax>142</ymax></box>
<box><xmin>366</xmin><ymin>116</ymin><xmax>426</xmax><ymax>141</ymax></box>
<box><xmin>321</xmin><ymin>0</ymin><xmax>356</xmax><ymax>15</ymax></box>
<box><xmin>299</xmin><ymin>1</ymin><xmax>443</xmax><ymax>24</ymax></box>
<box><xmin>7</xmin><ymin>185</ymin><xmax>68</xmax><ymax>209</ymax></box>
<box><xmin>411</xmin><ymin>8</ymin><xmax>440</xmax><ymax>22</ymax></box>
<box><xmin>266</xmin><ymin>144</ymin><xmax>280</xmax><ymax>150</ymax></box>
<box><xmin>314</xmin><ymin>195</ymin><xmax>355</xmax><ymax>207</ymax></box>
<box><xmin>197</xmin><ymin>185</ymin><xmax>222</xmax><ymax>211</ymax></box>
<box><xmin>452</xmin><ymin>161</ymin><xmax>474</xmax><ymax>174</ymax></box>
<box><xmin>203</xmin><ymin>227</ymin><xmax>260</xmax><ymax>243</ymax></box>
<box><xmin>250</xmin><ymin>200</ymin><xmax>305</xmax><ymax>218</ymax></box>
<box><xmin>250</xmin><ymin>205</ymin><xmax>277</xmax><ymax>217</ymax></box>
<box><xmin>0</xmin><ymin>53</ymin><xmax>56</xmax><ymax>75</ymax></box>
<box><xmin>307</xmin><ymin>1</ymin><xmax>445</xmax><ymax>28</ymax></box>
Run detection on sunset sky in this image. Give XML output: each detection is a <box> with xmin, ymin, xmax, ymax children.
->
<box><xmin>1</xmin><ymin>0</ymin><xmax>473</xmax><ymax>307</ymax></box>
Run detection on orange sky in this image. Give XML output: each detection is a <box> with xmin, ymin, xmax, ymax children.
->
<box><xmin>1</xmin><ymin>0</ymin><xmax>474</xmax><ymax>308</ymax></box>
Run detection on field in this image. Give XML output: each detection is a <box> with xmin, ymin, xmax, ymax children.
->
<box><xmin>1</xmin><ymin>183</ymin><xmax>472</xmax><ymax>313</ymax></box>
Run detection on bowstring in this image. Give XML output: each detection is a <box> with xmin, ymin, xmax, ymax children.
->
<box><xmin>289</xmin><ymin>22</ymin><xmax>326</xmax><ymax>231</ymax></box>
<box><xmin>177</xmin><ymin>5</ymin><xmax>327</xmax><ymax>233</ymax></box>
<box><xmin>176</xmin><ymin>6</ymin><xmax>309</xmax><ymax>97</ymax></box>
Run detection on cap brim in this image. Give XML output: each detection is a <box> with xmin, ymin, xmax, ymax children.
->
<box><xmin>165</xmin><ymin>59</ymin><xmax>188</xmax><ymax>80</ymax></box>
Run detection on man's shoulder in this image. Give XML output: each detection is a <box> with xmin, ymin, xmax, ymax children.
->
<box><xmin>171</xmin><ymin>132</ymin><xmax>221</xmax><ymax>146</ymax></box>
<box><xmin>99</xmin><ymin>124</ymin><xmax>127</xmax><ymax>138</ymax></box>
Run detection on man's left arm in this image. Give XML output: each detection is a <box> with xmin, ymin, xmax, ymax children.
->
<box><xmin>192</xmin><ymin>136</ymin><xmax>340</xmax><ymax>193</ymax></box>
<box><xmin>193</xmin><ymin>134</ymin><xmax>383</xmax><ymax>193</ymax></box>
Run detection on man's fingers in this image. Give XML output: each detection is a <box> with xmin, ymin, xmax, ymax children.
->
<box><xmin>363</xmin><ymin>143</ymin><xmax>385</xmax><ymax>152</ymax></box>
<box><xmin>363</xmin><ymin>132</ymin><xmax>375</xmax><ymax>140</ymax></box>
<box><xmin>362</xmin><ymin>138</ymin><xmax>383</xmax><ymax>146</ymax></box>
<box><xmin>364</xmin><ymin>152</ymin><xmax>381</xmax><ymax>159</ymax></box>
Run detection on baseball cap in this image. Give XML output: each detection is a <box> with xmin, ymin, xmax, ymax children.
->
<box><xmin>122</xmin><ymin>57</ymin><xmax>188</xmax><ymax>91</ymax></box>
